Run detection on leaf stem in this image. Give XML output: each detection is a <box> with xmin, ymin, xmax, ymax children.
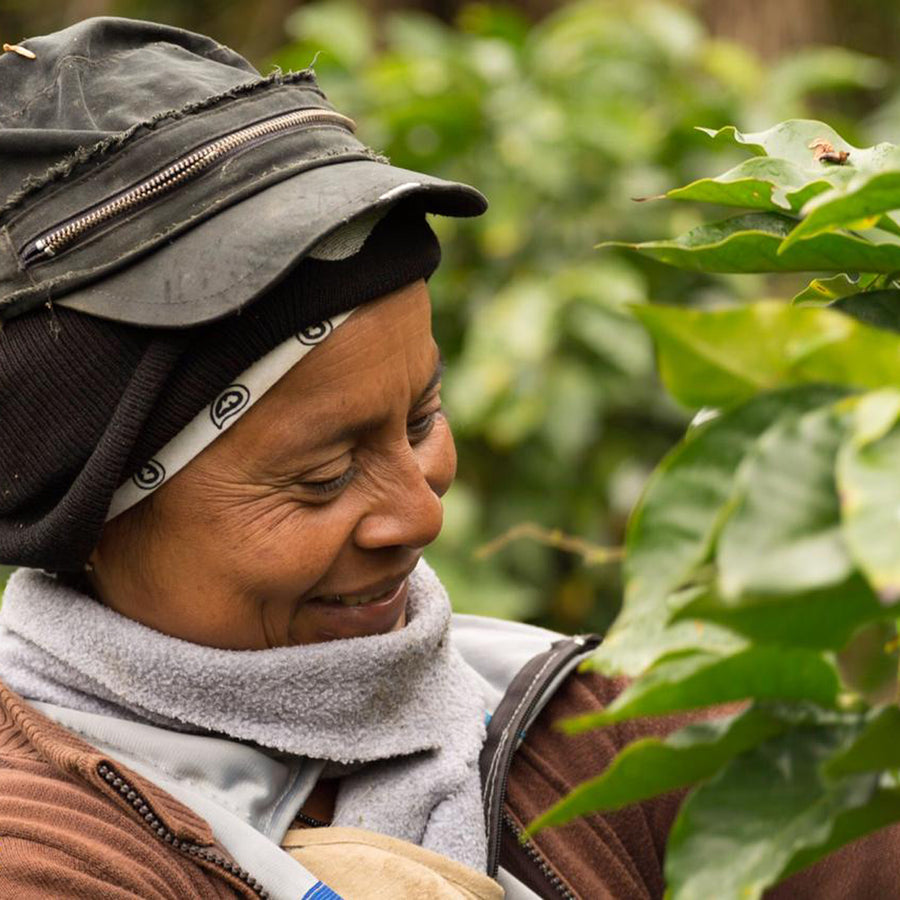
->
<box><xmin>474</xmin><ymin>522</ymin><xmax>624</xmax><ymax>566</ymax></box>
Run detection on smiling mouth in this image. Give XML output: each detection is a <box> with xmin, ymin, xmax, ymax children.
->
<box><xmin>298</xmin><ymin>568</ymin><xmax>415</xmax><ymax>642</ymax></box>
<box><xmin>306</xmin><ymin>560</ymin><xmax>419</xmax><ymax>609</ymax></box>
<box><xmin>315</xmin><ymin>582</ymin><xmax>405</xmax><ymax>607</ymax></box>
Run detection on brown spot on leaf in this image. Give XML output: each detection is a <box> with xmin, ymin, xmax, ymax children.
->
<box><xmin>809</xmin><ymin>138</ymin><xmax>849</xmax><ymax>165</ymax></box>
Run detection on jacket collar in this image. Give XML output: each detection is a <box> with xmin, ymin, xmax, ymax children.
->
<box><xmin>0</xmin><ymin>677</ymin><xmax>215</xmax><ymax>846</ymax></box>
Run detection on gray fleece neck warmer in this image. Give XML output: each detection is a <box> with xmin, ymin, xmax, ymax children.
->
<box><xmin>0</xmin><ymin>560</ymin><xmax>490</xmax><ymax>870</ymax></box>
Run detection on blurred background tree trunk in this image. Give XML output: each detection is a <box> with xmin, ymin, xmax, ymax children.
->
<box><xmin>4</xmin><ymin>0</ymin><xmax>898</xmax><ymax>62</ymax></box>
<box><xmin>698</xmin><ymin>0</ymin><xmax>834</xmax><ymax>57</ymax></box>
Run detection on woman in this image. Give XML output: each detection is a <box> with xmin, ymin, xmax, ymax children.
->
<box><xmin>0</xmin><ymin>17</ymin><xmax>895</xmax><ymax>900</ymax></box>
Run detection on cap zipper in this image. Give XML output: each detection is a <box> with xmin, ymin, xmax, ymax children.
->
<box><xmin>20</xmin><ymin>108</ymin><xmax>356</xmax><ymax>267</ymax></box>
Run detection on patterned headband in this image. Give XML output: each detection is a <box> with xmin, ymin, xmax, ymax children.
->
<box><xmin>105</xmin><ymin>209</ymin><xmax>388</xmax><ymax>520</ymax></box>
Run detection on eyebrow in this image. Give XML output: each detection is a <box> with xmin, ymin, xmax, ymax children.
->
<box><xmin>321</xmin><ymin>352</ymin><xmax>444</xmax><ymax>447</ymax></box>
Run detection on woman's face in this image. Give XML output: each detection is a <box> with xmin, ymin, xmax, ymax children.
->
<box><xmin>88</xmin><ymin>280</ymin><xmax>455</xmax><ymax>649</ymax></box>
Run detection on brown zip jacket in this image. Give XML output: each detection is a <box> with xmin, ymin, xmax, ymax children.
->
<box><xmin>3</xmin><ymin>671</ymin><xmax>900</xmax><ymax>899</ymax></box>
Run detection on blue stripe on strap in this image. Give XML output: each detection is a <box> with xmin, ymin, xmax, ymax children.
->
<box><xmin>302</xmin><ymin>881</ymin><xmax>343</xmax><ymax>900</ymax></box>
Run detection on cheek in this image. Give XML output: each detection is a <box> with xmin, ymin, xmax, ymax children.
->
<box><xmin>221</xmin><ymin>497</ymin><xmax>354</xmax><ymax>598</ymax></box>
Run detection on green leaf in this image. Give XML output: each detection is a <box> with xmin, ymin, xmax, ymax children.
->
<box><xmin>571</xmin><ymin>645</ymin><xmax>839</xmax><ymax>728</ymax></box>
<box><xmin>793</xmin><ymin>274</ymin><xmax>878</xmax><ymax>306</ymax></box>
<box><xmin>667</xmin><ymin>156</ymin><xmax>851</xmax><ymax>212</ymax></box>
<box><xmin>830</xmin><ymin>289</ymin><xmax>900</xmax><ymax>333</ymax></box>
<box><xmin>697</xmin><ymin>120</ymin><xmax>895</xmax><ymax>172</ymax></box>
<box><xmin>716</xmin><ymin>406</ymin><xmax>851</xmax><ymax>600</ymax></box>
<box><xmin>604</xmin><ymin>212</ymin><xmax>900</xmax><ymax>274</ymax></box>
<box><xmin>838</xmin><ymin>396</ymin><xmax>900</xmax><ymax>603</ymax></box>
<box><xmin>843</xmin><ymin>386</ymin><xmax>900</xmax><ymax>444</ymax></box>
<box><xmin>824</xmin><ymin>706</ymin><xmax>900</xmax><ymax>778</ymax></box>
<box><xmin>665</xmin><ymin>724</ymin><xmax>885</xmax><ymax>900</ymax></box>
<box><xmin>783</xmin><ymin>158</ymin><xmax>900</xmax><ymax>248</ymax></box>
<box><xmin>529</xmin><ymin>706</ymin><xmax>785</xmax><ymax>831</ymax></box>
<box><xmin>633</xmin><ymin>301</ymin><xmax>900</xmax><ymax>409</ymax></box>
<box><xmin>874</xmin><ymin>214</ymin><xmax>900</xmax><ymax>239</ymax></box>
<box><xmin>593</xmin><ymin>387</ymin><xmax>844</xmax><ymax>677</ymax></box>
<box><xmin>671</xmin><ymin>576</ymin><xmax>884</xmax><ymax>651</ymax></box>
<box><xmin>780</xmin><ymin>787</ymin><xmax>900</xmax><ymax>883</ymax></box>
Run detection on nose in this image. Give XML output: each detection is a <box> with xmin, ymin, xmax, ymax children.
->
<box><xmin>353</xmin><ymin>439</ymin><xmax>453</xmax><ymax>551</ymax></box>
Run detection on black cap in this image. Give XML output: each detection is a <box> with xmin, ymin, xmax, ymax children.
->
<box><xmin>0</xmin><ymin>18</ymin><xmax>484</xmax><ymax>572</ymax></box>
<box><xmin>0</xmin><ymin>18</ymin><xmax>486</xmax><ymax>327</ymax></box>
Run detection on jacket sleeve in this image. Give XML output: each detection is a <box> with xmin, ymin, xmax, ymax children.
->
<box><xmin>0</xmin><ymin>836</ymin><xmax>154</xmax><ymax>899</ymax></box>
<box><xmin>503</xmin><ymin>669</ymin><xmax>900</xmax><ymax>900</ymax></box>
<box><xmin>0</xmin><ymin>767</ymin><xmax>239</xmax><ymax>900</ymax></box>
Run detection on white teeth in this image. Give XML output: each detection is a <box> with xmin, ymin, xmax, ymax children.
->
<box><xmin>318</xmin><ymin>582</ymin><xmax>403</xmax><ymax>606</ymax></box>
<box><xmin>331</xmin><ymin>592</ymin><xmax>381</xmax><ymax>607</ymax></box>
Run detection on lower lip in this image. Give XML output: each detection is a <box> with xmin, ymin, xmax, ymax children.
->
<box><xmin>301</xmin><ymin>579</ymin><xmax>409</xmax><ymax>641</ymax></box>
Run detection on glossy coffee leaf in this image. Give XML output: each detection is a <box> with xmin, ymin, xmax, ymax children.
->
<box><xmin>793</xmin><ymin>274</ymin><xmax>878</xmax><ymax>306</ymax></box>
<box><xmin>838</xmin><ymin>395</ymin><xmax>900</xmax><ymax>604</ymax></box>
<box><xmin>572</xmin><ymin>645</ymin><xmax>839</xmax><ymax>728</ymax></box>
<box><xmin>605</xmin><ymin>212</ymin><xmax>900</xmax><ymax>274</ymax></box>
<box><xmin>593</xmin><ymin>387</ymin><xmax>844</xmax><ymax>677</ymax></box>
<box><xmin>529</xmin><ymin>706</ymin><xmax>785</xmax><ymax>831</ymax></box>
<box><xmin>634</xmin><ymin>301</ymin><xmax>900</xmax><ymax>409</ymax></box>
<box><xmin>666</xmin><ymin>723</ymin><xmax>892</xmax><ymax>900</ymax></box>
<box><xmin>667</xmin><ymin>156</ymin><xmax>850</xmax><ymax>212</ymax></box>
<box><xmin>784</xmin><ymin>158</ymin><xmax>900</xmax><ymax>248</ymax></box>
<box><xmin>672</xmin><ymin>575</ymin><xmax>884</xmax><ymax>651</ymax></box>
<box><xmin>716</xmin><ymin>406</ymin><xmax>850</xmax><ymax>600</ymax></box>
<box><xmin>697</xmin><ymin>120</ymin><xmax>896</xmax><ymax>172</ymax></box>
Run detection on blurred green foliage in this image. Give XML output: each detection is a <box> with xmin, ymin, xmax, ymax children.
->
<box><xmin>269</xmin><ymin>0</ymin><xmax>891</xmax><ymax>632</ymax></box>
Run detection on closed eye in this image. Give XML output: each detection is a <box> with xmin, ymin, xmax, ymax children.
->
<box><xmin>407</xmin><ymin>408</ymin><xmax>441</xmax><ymax>441</ymax></box>
<box><xmin>301</xmin><ymin>465</ymin><xmax>357</xmax><ymax>496</ymax></box>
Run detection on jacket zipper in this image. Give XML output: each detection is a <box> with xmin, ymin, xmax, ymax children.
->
<box><xmin>20</xmin><ymin>108</ymin><xmax>356</xmax><ymax>267</ymax></box>
<box><xmin>97</xmin><ymin>762</ymin><xmax>269</xmax><ymax>898</ymax></box>
<box><xmin>293</xmin><ymin>810</ymin><xmax>329</xmax><ymax>828</ymax></box>
<box><xmin>503</xmin><ymin>810</ymin><xmax>575</xmax><ymax>900</ymax></box>
<box><xmin>483</xmin><ymin>634</ymin><xmax>601</xmax><ymax>877</ymax></box>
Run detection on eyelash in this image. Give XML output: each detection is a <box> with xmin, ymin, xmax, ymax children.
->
<box><xmin>300</xmin><ymin>404</ymin><xmax>442</xmax><ymax>496</ymax></box>
<box><xmin>407</xmin><ymin>407</ymin><xmax>441</xmax><ymax>440</ymax></box>
<box><xmin>303</xmin><ymin>465</ymin><xmax>357</xmax><ymax>496</ymax></box>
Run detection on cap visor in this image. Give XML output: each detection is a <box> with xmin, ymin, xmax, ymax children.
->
<box><xmin>56</xmin><ymin>159</ymin><xmax>487</xmax><ymax>328</ymax></box>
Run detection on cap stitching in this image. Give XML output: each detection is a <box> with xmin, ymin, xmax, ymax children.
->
<box><xmin>0</xmin><ymin>56</ymin><xmax>97</xmax><ymax>126</ymax></box>
<box><xmin>3</xmin><ymin>87</ymin><xmax>333</xmax><ymax>236</ymax></box>
<box><xmin>2</xmin><ymin>49</ymin><xmax>182</xmax><ymax>125</ymax></box>
<box><xmin>1</xmin><ymin>69</ymin><xmax>321</xmax><ymax>219</ymax></box>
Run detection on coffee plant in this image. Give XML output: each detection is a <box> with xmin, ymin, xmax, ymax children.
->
<box><xmin>531</xmin><ymin>119</ymin><xmax>900</xmax><ymax>898</ymax></box>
